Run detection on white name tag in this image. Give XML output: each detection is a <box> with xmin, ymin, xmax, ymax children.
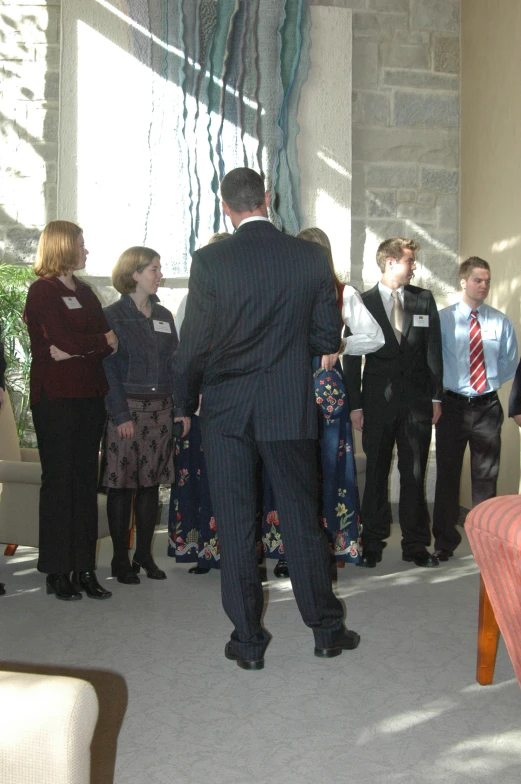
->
<box><xmin>482</xmin><ymin>328</ymin><xmax>496</xmax><ymax>340</ymax></box>
<box><xmin>153</xmin><ymin>319</ymin><xmax>172</xmax><ymax>333</ymax></box>
<box><xmin>413</xmin><ymin>314</ymin><xmax>429</xmax><ymax>327</ymax></box>
<box><xmin>62</xmin><ymin>296</ymin><xmax>82</xmax><ymax>309</ymax></box>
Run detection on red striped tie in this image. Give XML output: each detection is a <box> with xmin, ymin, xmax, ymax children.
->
<box><xmin>469</xmin><ymin>310</ymin><xmax>486</xmax><ymax>393</ymax></box>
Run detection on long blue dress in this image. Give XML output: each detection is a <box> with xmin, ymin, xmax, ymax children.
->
<box><xmin>261</xmin><ymin>354</ymin><xmax>362</xmax><ymax>564</ymax></box>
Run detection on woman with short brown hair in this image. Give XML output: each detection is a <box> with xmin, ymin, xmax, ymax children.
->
<box><xmin>101</xmin><ymin>247</ymin><xmax>190</xmax><ymax>584</ymax></box>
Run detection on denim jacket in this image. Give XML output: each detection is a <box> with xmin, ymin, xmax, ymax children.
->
<box><xmin>103</xmin><ymin>294</ymin><xmax>183</xmax><ymax>425</ymax></box>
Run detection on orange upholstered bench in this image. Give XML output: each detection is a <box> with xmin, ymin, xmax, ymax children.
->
<box><xmin>465</xmin><ymin>495</ymin><xmax>521</xmax><ymax>687</ymax></box>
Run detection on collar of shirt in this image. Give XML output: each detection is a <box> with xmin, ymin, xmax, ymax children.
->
<box><xmin>237</xmin><ymin>216</ymin><xmax>271</xmax><ymax>228</ymax></box>
<box><xmin>457</xmin><ymin>299</ymin><xmax>486</xmax><ymax>322</ymax></box>
<box><xmin>378</xmin><ymin>281</ymin><xmax>404</xmax><ymax>303</ymax></box>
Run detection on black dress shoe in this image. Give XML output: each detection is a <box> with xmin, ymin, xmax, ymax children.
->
<box><xmin>315</xmin><ymin>629</ymin><xmax>361</xmax><ymax>658</ymax></box>
<box><xmin>356</xmin><ymin>550</ymin><xmax>382</xmax><ymax>568</ymax></box>
<box><xmin>188</xmin><ymin>566</ymin><xmax>211</xmax><ymax>574</ymax></box>
<box><xmin>71</xmin><ymin>571</ymin><xmax>112</xmax><ymax>599</ymax></box>
<box><xmin>132</xmin><ymin>557</ymin><xmax>167</xmax><ymax>580</ymax></box>
<box><xmin>224</xmin><ymin>642</ymin><xmax>265</xmax><ymax>670</ymax></box>
<box><xmin>0</xmin><ymin>582</ymin><xmax>6</xmax><ymax>596</ymax></box>
<box><xmin>273</xmin><ymin>559</ymin><xmax>289</xmax><ymax>578</ymax></box>
<box><xmin>402</xmin><ymin>550</ymin><xmax>439</xmax><ymax>568</ymax></box>
<box><xmin>46</xmin><ymin>573</ymin><xmax>82</xmax><ymax>601</ymax></box>
<box><xmin>433</xmin><ymin>549</ymin><xmax>453</xmax><ymax>562</ymax></box>
<box><xmin>111</xmin><ymin>563</ymin><xmax>140</xmax><ymax>584</ymax></box>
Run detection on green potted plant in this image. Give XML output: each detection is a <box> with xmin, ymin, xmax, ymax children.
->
<box><xmin>0</xmin><ymin>263</ymin><xmax>36</xmax><ymax>445</ymax></box>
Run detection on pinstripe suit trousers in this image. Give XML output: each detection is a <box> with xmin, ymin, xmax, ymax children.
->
<box><xmin>201</xmin><ymin>418</ymin><xmax>345</xmax><ymax>659</ymax></box>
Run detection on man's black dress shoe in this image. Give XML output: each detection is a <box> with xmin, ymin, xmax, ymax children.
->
<box><xmin>273</xmin><ymin>559</ymin><xmax>289</xmax><ymax>578</ymax></box>
<box><xmin>46</xmin><ymin>573</ymin><xmax>82</xmax><ymax>601</ymax></box>
<box><xmin>356</xmin><ymin>551</ymin><xmax>382</xmax><ymax>568</ymax></box>
<box><xmin>0</xmin><ymin>582</ymin><xmax>5</xmax><ymax>596</ymax></box>
<box><xmin>188</xmin><ymin>566</ymin><xmax>211</xmax><ymax>574</ymax></box>
<box><xmin>224</xmin><ymin>642</ymin><xmax>265</xmax><ymax>670</ymax></box>
<box><xmin>132</xmin><ymin>557</ymin><xmax>167</xmax><ymax>580</ymax></box>
<box><xmin>433</xmin><ymin>549</ymin><xmax>453</xmax><ymax>562</ymax></box>
<box><xmin>314</xmin><ymin>629</ymin><xmax>361</xmax><ymax>658</ymax></box>
<box><xmin>71</xmin><ymin>571</ymin><xmax>112</xmax><ymax>599</ymax></box>
<box><xmin>402</xmin><ymin>550</ymin><xmax>439</xmax><ymax>568</ymax></box>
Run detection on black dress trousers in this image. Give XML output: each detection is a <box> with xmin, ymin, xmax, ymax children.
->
<box><xmin>32</xmin><ymin>394</ymin><xmax>106</xmax><ymax>574</ymax></box>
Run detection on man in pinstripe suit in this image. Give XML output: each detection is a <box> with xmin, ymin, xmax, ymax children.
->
<box><xmin>175</xmin><ymin>168</ymin><xmax>360</xmax><ymax>670</ymax></box>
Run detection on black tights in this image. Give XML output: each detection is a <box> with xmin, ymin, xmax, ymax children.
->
<box><xmin>107</xmin><ymin>486</ymin><xmax>159</xmax><ymax>569</ymax></box>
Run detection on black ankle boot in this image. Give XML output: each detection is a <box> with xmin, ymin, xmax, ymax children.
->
<box><xmin>46</xmin><ymin>573</ymin><xmax>82</xmax><ymax>601</ymax></box>
<box><xmin>0</xmin><ymin>582</ymin><xmax>6</xmax><ymax>596</ymax></box>
<box><xmin>71</xmin><ymin>571</ymin><xmax>112</xmax><ymax>600</ymax></box>
<box><xmin>107</xmin><ymin>488</ymin><xmax>135</xmax><ymax>583</ymax></box>
<box><xmin>132</xmin><ymin>557</ymin><xmax>167</xmax><ymax>580</ymax></box>
<box><xmin>111</xmin><ymin>563</ymin><xmax>140</xmax><ymax>584</ymax></box>
<box><xmin>133</xmin><ymin>486</ymin><xmax>166</xmax><ymax>579</ymax></box>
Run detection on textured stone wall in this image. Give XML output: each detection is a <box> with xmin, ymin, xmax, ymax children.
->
<box><xmin>0</xmin><ymin>1</ymin><xmax>60</xmax><ymax>263</ymax></box>
<box><xmin>312</xmin><ymin>0</ymin><xmax>460</xmax><ymax>297</ymax></box>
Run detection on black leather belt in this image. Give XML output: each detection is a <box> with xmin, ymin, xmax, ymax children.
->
<box><xmin>444</xmin><ymin>389</ymin><xmax>498</xmax><ymax>406</ymax></box>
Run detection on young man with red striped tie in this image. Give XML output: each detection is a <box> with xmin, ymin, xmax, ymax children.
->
<box><xmin>433</xmin><ymin>257</ymin><xmax>518</xmax><ymax>561</ymax></box>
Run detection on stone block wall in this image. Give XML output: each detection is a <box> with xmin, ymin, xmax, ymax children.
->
<box><xmin>312</xmin><ymin>0</ymin><xmax>460</xmax><ymax>298</ymax></box>
<box><xmin>0</xmin><ymin>1</ymin><xmax>60</xmax><ymax>264</ymax></box>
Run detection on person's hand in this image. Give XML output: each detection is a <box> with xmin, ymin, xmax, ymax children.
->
<box><xmin>0</xmin><ymin>387</ymin><xmax>4</xmax><ymax>409</ymax></box>
<box><xmin>194</xmin><ymin>394</ymin><xmax>203</xmax><ymax>416</ymax></box>
<box><xmin>175</xmin><ymin>416</ymin><xmax>191</xmax><ymax>437</ymax></box>
<box><xmin>50</xmin><ymin>344</ymin><xmax>73</xmax><ymax>361</ymax></box>
<box><xmin>105</xmin><ymin>330</ymin><xmax>119</xmax><ymax>353</ymax></box>
<box><xmin>514</xmin><ymin>414</ymin><xmax>521</xmax><ymax>427</ymax></box>
<box><xmin>350</xmin><ymin>410</ymin><xmax>364</xmax><ymax>431</ymax></box>
<box><xmin>117</xmin><ymin>421</ymin><xmax>135</xmax><ymax>439</ymax></box>
<box><xmin>321</xmin><ymin>352</ymin><xmax>339</xmax><ymax>371</ymax></box>
<box><xmin>432</xmin><ymin>402</ymin><xmax>442</xmax><ymax>425</ymax></box>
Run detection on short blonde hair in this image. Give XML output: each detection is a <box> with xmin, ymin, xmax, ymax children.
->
<box><xmin>208</xmin><ymin>232</ymin><xmax>231</xmax><ymax>244</ymax></box>
<box><xmin>297</xmin><ymin>226</ymin><xmax>342</xmax><ymax>298</ymax></box>
<box><xmin>34</xmin><ymin>220</ymin><xmax>83</xmax><ymax>278</ymax></box>
<box><xmin>112</xmin><ymin>247</ymin><xmax>160</xmax><ymax>294</ymax></box>
<box><xmin>376</xmin><ymin>237</ymin><xmax>420</xmax><ymax>273</ymax></box>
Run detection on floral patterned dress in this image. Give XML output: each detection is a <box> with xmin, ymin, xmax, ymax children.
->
<box><xmin>262</xmin><ymin>358</ymin><xmax>362</xmax><ymax>564</ymax></box>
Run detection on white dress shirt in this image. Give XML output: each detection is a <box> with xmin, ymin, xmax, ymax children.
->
<box><xmin>340</xmin><ymin>285</ymin><xmax>385</xmax><ymax>356</ymax></box>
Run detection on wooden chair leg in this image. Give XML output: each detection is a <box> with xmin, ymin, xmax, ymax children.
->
<box><xmin>4</xmin><ymin>544</ymin><xmax>18</xmax><ymax>556</ymax></box>
<box><xmin>477</xmin><ymin>574</ymin><xmax>500</xmax><ymax>685</ymax></box>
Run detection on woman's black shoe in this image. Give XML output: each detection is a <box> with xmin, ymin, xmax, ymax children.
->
<box><xmin>46</xmin><ymin>573</ymin><xmax>82</xmax><ymax>601</ymax></box>
<box><xmin>132</xmin><ymin>558</ymin><xmax>167</xmax><ymax>580</ymax></box>
<box><xmin>111</xmin><ymin>563</ymin><xmax>141</xmax><ymax>584</ymax></box>
<box><xmin>71</xmin><ymin>571</ymin><xmax>112</xmax><ymax>599</ymax></box>
<box><xmin>0</xmin><ymin>582</ymin><xmax>6</xmax><ymax>596</ymax></box>
<box><xmin>273</xmin><ymin>559</ymin><xmax>290</xmax><ymax>578</ymax></box>
<box><xmin>188</xmin><ymin>566</ymin><xmax>211</xmax><ymax>574</ymax></box>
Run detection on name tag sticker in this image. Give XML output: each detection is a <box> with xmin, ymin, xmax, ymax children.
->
<box><xmin>153</xmin><ymin>320</ymin><xmax>172</xmax><ymax>334</ymax></box>
<box><xmin>413</xmin><ymin>314</ymin><xmax>429</xmax><ymax>327</ymax></box>
<box><xmin>482</xmin><ymin>328</ymin><xmax>496</xmax><ymax>340</ymax></box>
<box><xmin>62</xmin><ymin>296</ymin><xmax>82</xmax><ymax>309</ymax></box>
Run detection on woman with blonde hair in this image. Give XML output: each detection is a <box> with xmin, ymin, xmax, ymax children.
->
<box><xmin>101</xmin><ymin>247</ymin><xmax>190</xmax><ymax>584</ymax></box>
<box><xmin>264</xmin><ymin>226</ymin><xmax>385</xmax><ymax>576</ymax></box>
<box><xmin>24</xmin><ymin>220</ymin><xmax>117</xmax><ymax>600</ymax></box>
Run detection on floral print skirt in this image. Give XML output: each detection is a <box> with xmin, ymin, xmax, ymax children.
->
<box><xmin>101</xmin><ymin>396</ymin><xmax>174</xmax><ymax>489</ymax></box>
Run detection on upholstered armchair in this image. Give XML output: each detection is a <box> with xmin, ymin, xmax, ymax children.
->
<box><xmin>465</xmin><ymin>495</ymin><xmax>521</xmax><ymax>688</ymax></box>
<box><xmin>0</xmin><ymin>671</ymin><xmax>98</xmax><ymax>784</ymax></box>
<box><xmin>0</xmin><ymin>393</ymin><xmax>110</xmax><ymax>553</ymax></box>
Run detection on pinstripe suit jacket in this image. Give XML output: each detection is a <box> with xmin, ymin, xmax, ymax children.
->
<box><xmin>174</xmin><ymin>220</ymin><xmax>341</xmax><ymax>440</ymax></box>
